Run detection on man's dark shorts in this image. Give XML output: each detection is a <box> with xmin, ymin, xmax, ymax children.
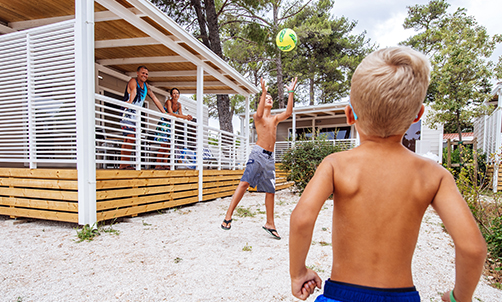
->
<box><xmin>241</xmin><ymin>145</ymin><xmax>275</xmax><ymax>193</ymax></box>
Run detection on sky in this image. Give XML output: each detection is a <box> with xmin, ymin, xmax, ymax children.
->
<box><xmin>331</xmin><ymin>0</ymin><xmax>502</xmax><ymax>62</ymax></box>
<box><xmin>210</xmin><ymin>0</ymin><xmax>502</xmax><ymax>132</ymax></box>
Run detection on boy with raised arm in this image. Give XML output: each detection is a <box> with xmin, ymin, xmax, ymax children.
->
<box><xmin>221</xmin><ymin>77</ymin><xmax>298</xmax><ymax>240</ymax></box>
<box><xmin>289</xmin><ymin>47</ymin><xmax>486</xmax><ymax>301</ymax></box>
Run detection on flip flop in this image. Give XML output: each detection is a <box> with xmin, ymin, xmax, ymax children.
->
<box><xmin>262</xmin><ymin>226</ymin><xmax>281</xmax><ymax>240</ymax></box>
<box><xmin>221</xmin><ymin>219</ymin><xmax>232</xmax><ymax>230</ymax></box>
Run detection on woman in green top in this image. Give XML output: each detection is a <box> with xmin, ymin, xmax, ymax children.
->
<box><xmin>155</xmin><ymin>88</ymin><xmax>193</xmax><ymax>169</ymax></box>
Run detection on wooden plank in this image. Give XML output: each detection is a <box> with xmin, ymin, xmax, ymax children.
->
<box><xmin>96</xmin><ymin>169</ymin><xmax>198</xmax><ymax>180</ymax></box>
<box><xmin>203</xmin><ymin>185</ymin><xmax>238</xmax><ymax>195</ymax></box>
<box><xmin>0</xmin><ymin>187</ymin><xmax>78</xmax><ymax>201</ymax></box>
<box><xmin>96</xmin><ymin>176</ymin><xmax>198</xmax><ymax>190</ymax></box>
<box><xmin>0</xmin><ymin>197</ymin><xmax>78</xmax><ymax>212</ymax></box>
<box><xmin>0</xmin><ymin>206</ymin><xmax>78</xmax><ymax>223</ymax></box>
<box><xmin>97</xmin><ymin>183</ymin><xmax>199</xmax><ymax>200</ymax></box>
<box><xmin>0</xmin><ymin>178</ymin><xmax>78</xmax><ymax>190</ymax></box>
<box><xmin>203</xmin><ymin>179</ymin><xmax>239</xmax><ymax>189</ymax></box>
<box><xmin>97</xmin><ymin>189</ymin><xmax>199</xmax><ymax>210</ymax></box>
<box><xmin>0</xmin><ymin>168</ymin><xmax>77</xmax><ymax>179</ymax></box>
<box><xmin>276</xmin><ymin>182</ymin><xmax>294</xmax><ymax>190</ymax></box>
<box><xmin>202</xmin><ymin>191</ymin><xmax>235</xmax><ymax>201</ymax></box>
<box><xmin>203</xmin><ymin>170</ymin><xmax>245</xmax><ymax>176</ymax></box>
<box><xmin>203</xmin><ymin>175</ymin><xmax>243</xmax><ymax>182</ymax></box>
<box><xmin>97</xmin><ymin>196</ymin><xmax>199</xmax><ymax>217</ymax></box>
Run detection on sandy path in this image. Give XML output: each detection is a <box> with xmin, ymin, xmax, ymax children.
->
<box><xmin>1</xmin><ymin>189</ymin><xmax>500</xmax><ymax>301</ymax></box>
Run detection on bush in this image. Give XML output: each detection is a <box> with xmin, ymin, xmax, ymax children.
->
<box><xmin>280</xmin><ymin>134</ymin><xmax>349</xmax><ymax>194</ymax></box>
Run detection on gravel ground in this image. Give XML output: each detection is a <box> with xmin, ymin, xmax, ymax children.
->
<box><xmin>1</xmin><ymin>189</ymin><xmax>500</xmax><ymax>302</ymax></box>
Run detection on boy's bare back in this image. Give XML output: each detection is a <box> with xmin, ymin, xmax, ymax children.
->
<box><xmin>289</xmin><ymin>47</ymin><xmax>486</xmax><ymax>302</ymax></box>
<box><xmin>306</xmin><ymin>136</ymin><xmax>447</xmax><ymax>287</ymax></box>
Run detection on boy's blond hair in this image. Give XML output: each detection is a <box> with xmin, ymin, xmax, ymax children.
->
<box><xmin>350</xmin><ymin>46</ymin><xmax>431</xmax><ymax>137</ymax></box>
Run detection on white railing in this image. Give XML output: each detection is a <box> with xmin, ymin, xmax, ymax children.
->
<box><xmin>95</xmin><ymin>94</ymin><xmax>246</xmax><ymax>170</ymax></box>
<box><xmin>250</xmin><ymin>138</ymin><xmax>358</xmax><ymax>163</ymax></box>
<box><xmin>0</xmin><ymin>20</ymin><xmax>77</xmax><ymax>167</ymax></box>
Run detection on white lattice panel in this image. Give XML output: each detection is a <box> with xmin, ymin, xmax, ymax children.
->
<box><xmin>0</xmin><ymin>21</ymin><xmax>76</xmax><ymax>165</ymax></box>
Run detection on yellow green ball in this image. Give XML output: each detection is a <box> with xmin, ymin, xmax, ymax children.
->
<box><xmin>276</xmin><ymin>28</ymin><xmax>297</xmax><ymax>52</ymax></box>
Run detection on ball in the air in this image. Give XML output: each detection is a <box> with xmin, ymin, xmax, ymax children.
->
<box><xmin>276</xmin><ymin>28</ymin><xmax>297</xmax><ymax>52</ymax></box>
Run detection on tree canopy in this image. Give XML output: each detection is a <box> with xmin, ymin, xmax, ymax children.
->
<box><xmin>402</xmin><ymin>0</ymin><xmax>502</xmax><ymax>140</ymax></box>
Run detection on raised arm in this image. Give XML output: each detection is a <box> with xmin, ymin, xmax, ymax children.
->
<box><xmin>432</xmin><ymin>168</ymin><xmax>486</xmax><ymax>302</ymax></box>
<box><xmin>146</xmin><ymin>83</ymin><xmax>167</xmax><ymax>114</ymax></box>
<box><xmin>255</xmin><ymin>77</ymin><xmax>268</xmax><ymax>120</ymax></box>
<box><xmin>289</xmin><ymin>156</ymin><xmax>333</xmax><ymax>300</ymax></box>
<box><xmin>275</xmin><ymin>77</ymin><xmax>297</xmax><ymax>122</ymax></box>
<box><xmin>126</xmin><ymin>79</ymin><xmax>137</xmax><ymax>105</ymax></box>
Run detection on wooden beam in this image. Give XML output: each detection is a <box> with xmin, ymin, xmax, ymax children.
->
<box><xmin>8</xmin><ymin>8</ymin><xmax>146</xmax><ymax>31</ymax></box>
<box><xmin>97</xmin><ymin>189</ymin><xmax>198</xmax><ymax>210</ymax></box>
<box><xmin>176</xmin><ymin>90</ymin><xmax>238</xmax><ymax>95</ymax></box>
<box><xmin>95</xmin><ymin>37</ymin><xmax>159</xmax><ymax>48</ymax></box>
<box><xmin>0</xmin><ymin>207</ymin><xmax>77</xmax><ymax>223</ymax></box>
<box><xmin>96</xmin><ymin>195</ymin><xmax>198</xmax><ymax>221</ymax></box>
<box><xmin>0</xmin><ymin>23</ymin><xmax>16</xmax><ymax>34</ymax></box>
<box><xmin>97</xmin><ymin>55</ymin><xmax>188</xmax><ymax>66</ymax></box>
<box><xmin>127</xmin><ymin>70</ymin><xmax>203</xmax><ymax>77</ymax></box>
<box><xmin>0</xmin><ymin>178</ymin><xmax>78</xmax><ymax>190</ymax></box>
<box><xmin>150</xmin><ymin>81</ymin><xmax>223</xmax><ymax>87</ymax></box>
<box><xmin>0</xmin><ymin>168</ymin><xmax>77</xmax><ymax>179</ymax></box>
<box><xmin>96</xmin><ymin>176</ymin><xmax>198</xmax><ymax>190</ymax></box>
<box><xmin>0</xmin><ymin>197</ymin><xmax>78</xmax><ymax>212</ymax></box>
<box><xmin>96</xmin><ymin>183</ymin><xmax>199</xmax><ymax>200</ymax></box>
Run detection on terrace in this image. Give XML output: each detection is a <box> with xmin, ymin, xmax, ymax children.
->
<box><xmin>0</xmin><ymin>0</ymin><xmax>296</xmax><ymax>225</ymax></box>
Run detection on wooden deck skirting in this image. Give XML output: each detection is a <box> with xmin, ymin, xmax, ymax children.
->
<box><xmin>0</xmin><ymin>165</ymin><xmax>293</xmax><ymax>223</ymax></box>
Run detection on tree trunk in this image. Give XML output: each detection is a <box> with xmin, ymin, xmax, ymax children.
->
<box><xmin>273</xmin><ymin>4</ymin><xmax>285</xmax><ymax>108</ymax></box>
<box><xmin>309</xmin><ymin>78</ymin><xmax>314</xmax><ymax>105</ymax></box>
<box><xmin>204</xmin><ymin>0</ymin><xmax>233</xmax><ymax>132</ymax></box>
<box><xmin>191</xmin><ymin>0</ymin><xmax>210</xmax><ymax>48</ymax></box>
<box><xmin>276</xmin><ymin>53</ymin><xmax>285</xmax><ymax>108</ymax></box>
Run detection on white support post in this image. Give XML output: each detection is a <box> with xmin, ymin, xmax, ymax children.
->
<box><xmin>292</xmin><ymin>112</ymin><xmax>296</xmax><ymax>148</ymax></box>
<box><xmin>494</xmin><ymin>104</ymin><xmax>502</xmax><ymax>192</ymax></box>
<box><xmin>26</xmin><ymin>33</ymin><xmax>36</xmax><ymax>169</ymax></box>
<box><xmin>75</xmin><ymin>0</ymin><xmax>97</xmax><ymax>225</ymax></box>
<box><xmin>196</xmin><ymin>66</ymin><xmax>204</xmax><ymax>201</ymax></box>
<box><xmin>218</xmin><ymin>132</ymin><xmax>222</xmax><ymax>170</ymax></box>
<box><xmin>135</xmin><ymin>110</ymin><xmax>141</xmax><ymax>170</ymax></box>
<box><xmin>245</xmin><ymin>95</ymin><xmax>250</xmax><ymax>164</ymax></box>
<box><xmin>312</xmin><ymin>118</ymin><xmax>315</xmax><ymax>140</ymax></box>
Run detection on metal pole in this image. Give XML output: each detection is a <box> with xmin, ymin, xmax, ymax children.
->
<box><xmin>196</xmin><ymin>66</ymin><xmax>204</xmax><ymax>201</ymax></box>
<box><xmin>245</xmin><ymin>95</ymin><xmax>250</xmax><ymax>160</ymax></box>
<box><xmin>75</xmin><ymin>0</ymin><xmax>97</xmax><ymax>225</ymax></box>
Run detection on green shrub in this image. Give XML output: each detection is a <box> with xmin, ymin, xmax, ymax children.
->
<box><xmin>487</xmin><ymin>216</ymin><xmax>502</xmax><ymax>260</ymax></box>
<box><xmin>280</xmin><ymin>133</ymin><xmax>349</xmax><ymax>194</ymax></box>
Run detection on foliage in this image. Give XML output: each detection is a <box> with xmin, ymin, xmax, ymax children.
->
<box><xmin>75</xmin><ymin>223</ymin><xmax>100</xmax><ymax>242</ymax></box>
<box><xmin>280</xmin><ymin>133</ymin><xmax>347</xmax><ymax>194</ymax></box>
<box><xmin>221</xmin><ymin>0</ymin><xmax>315</xmax><ymax>108</ymax></box>
<box><xmin>74</xmin><ymin>219</ymin><xmax>120</xmax><ymax>243</ymax></box>
<box><xmin>235</xmin><ymin>206</ymin><xmax>256</xmax><ymax>217</ymax></box>
<box><xmin>281</xmin><ymin>0</ymin><xmax>373</xmax><ymax>105</ymax></box>
<box><xmin>452</xmin><ymin>149</ymin><xmax>502</xmax><ymax>286</ymax></box>
<box><xmin>442</xmin><ymin>144</ymin><xmax>487</xmax><ymax>183</ymax></box>
<box><xmin>401</xmin><ymin>0</ymin><xmax>501</xmax><ymax>139</ymax></box>
<box><xmin>242</xmin><ymin>243</ymin><xmax>252</xmax><ymax>251</ymax></box>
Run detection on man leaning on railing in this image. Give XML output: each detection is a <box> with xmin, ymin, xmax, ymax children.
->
<box><xmin>119</xmin><ymin>65</ymin><xmax>167</xmax><ymax>170</ymax></box>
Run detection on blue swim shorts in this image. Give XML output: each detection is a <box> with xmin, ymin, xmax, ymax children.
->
<box><xmin>241</xmin><ymin>145</ymin><xmax>275</xmax><ymax>193</ymax></box>
<box><xmin>315</xmin><ymin>279</ymin><xmax>420</xmax><ymax>302</ymax></box>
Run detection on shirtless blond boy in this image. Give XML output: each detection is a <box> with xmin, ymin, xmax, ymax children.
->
<box><xmin>221</xmin><ymin>77</ymin><xmax>298</xmax><ymax>240</ymax></box>
<box><xmin>289</xmin><ymin>47</ymin><xmax>486</xmax><ymax>301</ymax></box>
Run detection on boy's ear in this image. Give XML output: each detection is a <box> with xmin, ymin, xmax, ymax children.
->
<box><xmin>413</xmin><ymin>105</ymin><xmax>425</xmax><ymax>123</ymax></box>
<box><xmin>345</xmin><ymin>105</ymin><xmax>356</xmax><ymax>125</ymax></box>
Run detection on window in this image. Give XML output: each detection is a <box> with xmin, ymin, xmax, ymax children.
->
<box><xmin>402</xmin><ymin>121</ymin><xmax>421</xmax><ymax>152</ymax></box>
<box><xmin>288</xmin><ymin>126</ymin><xmax>351</xmax><ymax>140</ymax></box>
